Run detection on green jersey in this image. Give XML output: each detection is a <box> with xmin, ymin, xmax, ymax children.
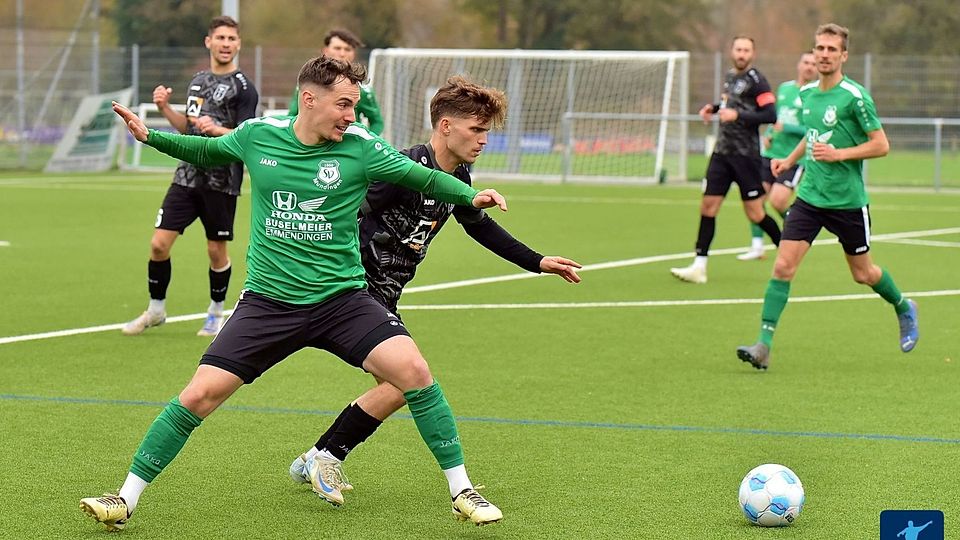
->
<box><xmin>797</xmin><ymin>76</ymin><xmax>882</xmax><ymax>209</ymax></box>
<box><xmin>762</xmin><ymin>80</ymin><xmax>806</xmax><ymax>159</ymax></box>
<box><xmin>287</xmin><ymin>83</ymin><xmax>384</xmax><ymax>134</ymax></box>
<box><xmin>146</xmin><ymin>118</ymin><xmax>478</xmax><ymax>304</ymax></box>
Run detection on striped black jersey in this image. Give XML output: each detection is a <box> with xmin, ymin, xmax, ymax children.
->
<box><xmin>714</xmin><ymin>67</ymin><xmax>776</xmax><ymax>157</ymax></box>
<box><xmin>359</xmin><ymin>143</ymin><xmax>543</xmax><ymax>313</ymax></box>
<box><xmin>172</xmin><ymin>70</ymin><xmax>258</xmax><ymax>195</ymax></box>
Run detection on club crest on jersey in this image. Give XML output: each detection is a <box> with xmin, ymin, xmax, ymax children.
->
<box><xmin>212</xmin><ymin>83</ymin><xmax>229</xmax><ymax>102</ymax></box>
<box><xmin>314</xmin><ymin>160</ymin><xmax>342</xmax><ymax>190</ymax></box>
<box><xmin>822</xmin><ymin>105</ymin><xmax>838</xmax><ymax>127</ymax></box>
<box><xmin>733</xmin><ymin>79</ymin><xmax>747</xmax><ymax>94</ymax></box>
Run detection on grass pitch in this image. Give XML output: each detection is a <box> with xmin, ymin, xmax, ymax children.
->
<box><xmin>0</xmin><ymin>172</ymin><xmax>958</xmax><ymax>539</ymax></box>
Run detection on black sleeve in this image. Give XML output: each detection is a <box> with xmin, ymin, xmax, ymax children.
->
<box><xmin>738</xmin><ymin>103</ymin><xmax>776</xmax><ymax>125</ymax></box>
<box><xmin>235</xmin><ymin>82</ymin><xmax>259</xmax><ymax>125</ymax></box>
<box><xmin>738</xmin><ymin>74</ymin><xmax>776</xmax><ymax>125</ymax></box>
<box><xmin>453</xmin><ymin>206</ymin><xmax>543</xmax><ymax>273</ymax></box>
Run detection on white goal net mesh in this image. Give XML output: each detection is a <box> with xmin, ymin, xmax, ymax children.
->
<box><xmin>369</xmin><ymin>49</ymin><xmax>689</xmax><ymax>183</ymax></box>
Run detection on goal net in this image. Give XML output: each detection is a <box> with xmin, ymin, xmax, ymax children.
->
<box><xmin>369</xmin><ymin>48</ymin><xmax>689</xmax><ymax>184</ymax></box>
<box><xmin>118</xmin><ymin>103</ymin><xmax>186</xmax><ymax>172</ymax></box>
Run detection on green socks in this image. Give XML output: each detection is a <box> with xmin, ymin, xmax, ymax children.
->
<box><xmin>750</xmin><ymin>222</ymin><xmax>764</xmax><ymax>239</ymax></box>
<box><xmin>759</xmin><ymin>278</ymin><xmax>791</xmax><ymax>347</ymax></box>
<box><xmin>871</xmin><ymin>269</ymin><xmax>910</xmax><ymax>314</ymax></box>
<box><xmin>129</xmin><ymin>397</ymin><xmax>203</xmax><ymax>482</ymax></box>
<box><xmin>404</xmin><ymin>381</ymin><xmax>464</xmax><ymax>470</ymax></box>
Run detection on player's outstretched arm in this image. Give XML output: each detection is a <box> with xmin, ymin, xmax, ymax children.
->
<box><xmin>113</xmin><ymin>101</ymin><xmax>240</xmax><ymax>167</ymax></box>
<box><xmin>472</xmin><ymin>189</ymin><xmax>507</xmax><ymax>212</ymax></box>
<box><xmin>113</xmin><ymin>101</ymin><xmax>148</xmax><ymax>142</ymax></box>
<box><xmin>539</xmin><ymin>256</ymin><xmax>582</xmax><ymax>283</ymax></box>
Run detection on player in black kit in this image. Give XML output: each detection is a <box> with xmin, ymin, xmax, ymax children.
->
<box><xmin>287</xmin><ymin>76</ymin><xmax>582</xmax><ymax>507</ymax></box>
<box><xmin>670</xmin><ymin>36</ymin><xmax>780</xmax><ymax>284</ymax></box>
<box><xmin>122</xmin><ymin>15</ymin><xmax>258</xmax><ymax>337</ymax></box>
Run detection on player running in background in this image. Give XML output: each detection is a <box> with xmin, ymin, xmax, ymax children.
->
<box><xmin>81</xmin><ymin>56</ymin><xmax>508</xmax><ymax>532</ymax></box>
<box><xmin>736</xmin><ymin>24</ymin><xmax>919</xmax><ymax>370</ymax></box>
<box><xmin>738</xmin><ymin>52</ymin><xmax>818</xmax><ymax>261</ymax></box>
<box><xmin>122</xmin><ymin>15</ymin><xmax>258</xmax><ymax>337</ymax></box>
<box><xmin>670</xmin><ymin>36</ymin><xmax>780</xmax><ymax>284</ymax></box>
<box><xmin>287</xmin><ymin>76</ymin><xmax>581</xmax><ymax>511</ymax></box>
<box><xmin>287</xmin><ymin>28</ymin><xmax>383</xmax><ymax>134</ymax></box>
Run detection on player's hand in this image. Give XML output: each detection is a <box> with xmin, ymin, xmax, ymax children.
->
<box><xmin>698</xmin><ymin>103</ymin><xmax>714</xmax><ymax>123</ymax></box>
<box><xmin>717</xmin><ymin>108</ymin><xmax>739</xmax><ymax>123</ymax></box>
<box><xmin>770</xmin><ymin>158</ymin><xmax>790</xmax><ymax>177</ymax></box>
<box><xmin>811</xmin><ymin>142</ymin><xmax>841</xmax><ymax>162</ymax></box>
<box><xmin>540</xmin><ymin>256</ymin><xmax>582</xmax><ymax>283</ymax></box>
<box><xmin>152</xmin><ymin>85</ymin><xmax>173</xmax><ymax>109</ymax></box>
<box><xmin>472</xmin><ymin>189</ymin><xmax>507</xmax><ymax>212</ymax></box>
<box><xmin>113</xmin><ymin>101</ymin><xmax>148</xmax><ymax>142</ymax></box>
<box><xmin>762</xmin><ymin>136</ymin><xmax>772</xmax><ymax>150</ymax></box>
<box><xmin>194</xmin><ymin>115</ymin><xmax>223</xmax><ymax>136</ymax></box>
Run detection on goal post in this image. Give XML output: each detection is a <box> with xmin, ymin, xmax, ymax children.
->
<box><xmin>117</xmin><ymin>103</ymin><xmax>186</xmax><ymax>172</ymax></box>
<box><xmin>369</xmin><ymin>48</ymin><xmax>690</xmax><ymax>184</ymax></box>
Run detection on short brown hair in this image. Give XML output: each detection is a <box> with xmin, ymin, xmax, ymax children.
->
<box><xmin>816</xmin><ymin>23</ymin><xmax>849</xmax><ymax>51</ymax></box>
<box><xmin>324</xmin><ymin>29</ymin><xmax>364</xmax><ymax>49</ymax></box>
<box><xmin>209</xmin><ymin>15</ymin><xmax>239</xmax><ymax>35</ymax></box>
<box><xmin>297</xmin><ymin>56</ymin><xmax>367</xmax><ymax>89</ymax></box>
<box><xmin>429</xmin><ymin>76</ymin><xmax>507</xmax><ymax>129</ymax></box>
<box><xmin>732</xmin><ymin>35</ymin><xmax>755</xmax><ymax>47</ymax></box>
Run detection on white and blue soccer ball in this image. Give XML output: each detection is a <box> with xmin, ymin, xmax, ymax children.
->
<box><xmin>738</xmin><ymin>463</ymin><xmax>805</xmax><ymax>526</ymax></box>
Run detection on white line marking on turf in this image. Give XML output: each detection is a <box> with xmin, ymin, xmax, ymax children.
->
<box><xmin>403</xmin><ymin>227</ymin><xmax>960</xmax><ymax>294</ymax></box>
<box><xmin>398</xmin><ymin>289</ymin><xmax>960</xmax><ymax>311</ymax></box>
<box><xmin>2</xmin><ymin>226</ymin><xmax>958</xmax><ymax>346</ymax></box>
<box><xmin>876</xmin><ymin>238</ymin><xmax>960</xmax><ymax>248</ymax></box>
<box><xmin>0</xmin><ymin>312</ymin><xmax>234</xmax><ymax>346</ymax></box>
<box><xmin>0</xmin><ymin>241</ymin><xmax>9</xmax><ymax>247</ymax></box>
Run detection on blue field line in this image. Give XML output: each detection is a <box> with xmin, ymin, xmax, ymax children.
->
<box><xmin>3</xmin><ymin>392</ymin><xmax>958</xmax><ymax>446</ymax></box>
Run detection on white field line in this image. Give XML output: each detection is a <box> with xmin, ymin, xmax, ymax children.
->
<box><xmin>399</xmin><ymin>289</ymin><xmax>960</xmax><ymax>311</ymax></box>
<box><xmin>1</xmin><ymin>226</ymin><xmax>957</xmax><ymax>346</ymax></box>
<box><xmin>403</xmin><ymin>227</ymin><xmax>960</xmax><ymax>294</ymax></box>
<box><xmin>0</xmin><ymin>241</ymin><xmax>9</xmax><ymax>247</ymax></box>
<box><xmin>877</xmin><ymin>238</ymin><xmax>960</xmax><ymax>248</ymax></box>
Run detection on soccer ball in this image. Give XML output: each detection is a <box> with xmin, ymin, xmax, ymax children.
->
<box><xmin>738</xmin><ymin>463</ymin><xmax>805</xmax><ymax>526</ymax></box>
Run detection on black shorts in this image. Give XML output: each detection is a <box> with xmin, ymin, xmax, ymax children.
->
<box><xmin>782</xmin><ymin>198</ymin><xmax>872</xmax><ymax>255</ymax></box>
<box><xmin>703</xmin><ymin>153</ymin><xmax>765</xmax><ymax>200</ymax></box>
<box><xmin>156</xmin><ymin>184</ymin><xmax>237</xmax><ymax>241</ymax></box>
<box><xmin>201</xmin><ymin>289</ymin><xmax>410</xmax><ymax>383</ymax></box>
<box><xmin>760</xmin><ymin>158</ymin><xmax>804</xmax><ymax>189</ymax></box>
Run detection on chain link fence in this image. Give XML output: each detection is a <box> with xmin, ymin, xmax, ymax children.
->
<box><xmin>3</xmin><ymin>33</ymin><xmax>959</xmax><ymax>187</ymax></box>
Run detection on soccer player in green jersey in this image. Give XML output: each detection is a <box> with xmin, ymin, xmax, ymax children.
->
<box><xmin>736</xmin><ymin>24</ymin><xmax>919</xmax><ymax>370</ymax></box>
<box><xmin>287</xmin><ymin>76</ymin><xmax>582</xmax><ymax>510</ymax></box>
<box><xmin>738</xmin><ymin>52</ymin><xmax>817</xmax><ymax>261</ymax></box>
<box><xmin>80</xmin><ymin>56</ymin><xmax>507</xmax><ymax>531</ymax></box>
<box><xmin>287</xmin><ymin>29</ymin><xmax>383</xmax><ymax>134</ymax></box>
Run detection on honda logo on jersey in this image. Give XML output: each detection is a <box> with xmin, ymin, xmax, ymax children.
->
<box><xmin>272</xmin><ymin>191</ymin><xmax>297</xmax><ymax>210</ymax></box>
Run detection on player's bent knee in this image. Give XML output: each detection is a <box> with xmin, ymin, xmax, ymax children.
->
<box><xmin>403</xmin><ymin>358</ymin><xmax>434</xmax><ymax>389</ymax></box>
<box><xmin>178</xmin><ymin>388</ymin><xmax>223</xmax><ymax>418</ymax></box>
<box><xmin>851</xmin><ymin>269</ymin><xmax>875</xmax><ymax>286</ymax></box>
<box><xmin>772</xmin><ymin>259</ymin><xmax>797</xmax><ymax>280</ymax></box>
<box><xmin>150</xmin><ymin>242</ymin><xmax>171</xmax><ymax>260</ymax></box>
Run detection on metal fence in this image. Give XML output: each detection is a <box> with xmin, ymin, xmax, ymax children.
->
<box><xmin>2</xmin><ymin>37</ymin><xmax>959</xmax><ymax>187</ymax></box>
